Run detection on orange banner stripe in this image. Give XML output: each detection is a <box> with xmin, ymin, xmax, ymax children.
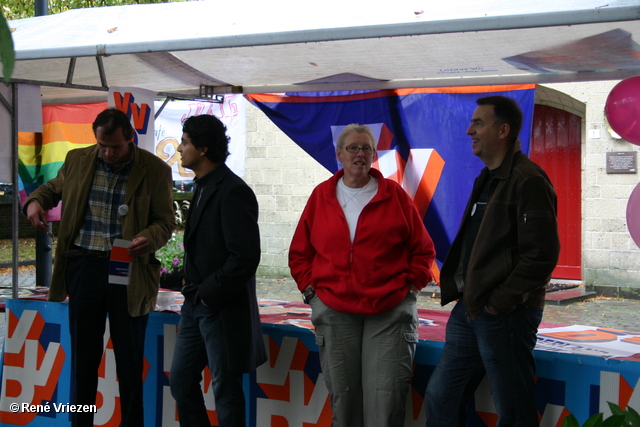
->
<box><xmin>246</xmin><ymin>84</ymin><xmax>536</xmax><ymax>104</ymax></box>
<box><xmin>42</xmin><ymin>102</ymin><xmax>108</xmax><ymax>125</ymax></box>
<box><xmin>413</xmin><ymin>150</ymin><xmax>445</xmax><ymax>219</ymax></box>
<box><xmin>18</xmin><ymin>122</ymin><xmax>97</xmax><ymax>147</ymax></box>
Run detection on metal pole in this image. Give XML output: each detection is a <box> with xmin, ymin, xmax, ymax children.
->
<box><xmin>35</xmin><ymin>228</ymin><xmax>52</xmax><ymax>288</ymax></box>
<box><xmin>32</xmin><ymin>0</ymin><xmax>52</xmax><ymax>288</ymax></box>
<box><xmin>33</xmin><ymin>0</ymin><xmax>53</xmax><ymax>292</ymax></box>
<box><xmin>33</xmin><ymin>131</ymin><xmax>52</xmax><ymax>288</ymax></box>
<box><xmin>35</xmin><ymin>0</ymin><xmax>47</xmax><ymax>17</ymax></box>
<box><xmin>11</xmin><ymin>83</ymin><xmax>18</xmax><ymax>299</ymax></box>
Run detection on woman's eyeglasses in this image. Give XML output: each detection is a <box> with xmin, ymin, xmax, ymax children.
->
<box><xmin>343</xmin><ymin>145</ymin><xmax>375</xmax><ymax>154</ymax></box>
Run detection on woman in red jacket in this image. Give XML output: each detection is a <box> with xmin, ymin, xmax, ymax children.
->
<box><xmin>289</xmin><ymin>124</ymin><xmax>436</xmax><ymax>426</ymax></box>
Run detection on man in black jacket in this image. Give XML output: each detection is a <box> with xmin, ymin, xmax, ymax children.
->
<box><xmin>169</xmin><ymin>114</ymin><xmax>267</xmax><ymax>427</ymax></box>
<box><xmin>425</xmin><ymin>96</ymin><xmax>560</xmax><ymax>426</ymax></box>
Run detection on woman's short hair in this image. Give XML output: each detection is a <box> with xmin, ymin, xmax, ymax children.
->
<box><xmin>336</xmin><ymin>124</ymin><xmax>376</xmax><ymax>149</ymax></box>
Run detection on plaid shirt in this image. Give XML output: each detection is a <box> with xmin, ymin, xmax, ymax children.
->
<box><xmin>74</xmin><ymin>152</ymin><xmax>133</xmax><ymax>251</ymax></box>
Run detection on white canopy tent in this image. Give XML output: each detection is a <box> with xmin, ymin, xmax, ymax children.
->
<box><xmin>5</xmin><ymin>0</ymin><xmax>640</xmax><ymax>103</ymax></box>
<box><xmin>2</xmin><ymin>0</ymin><xmax>640</xmax><ymax>295</ymax></box>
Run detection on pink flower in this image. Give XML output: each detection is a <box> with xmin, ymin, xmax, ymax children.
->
<box><xmin>173</xmin><ymin>257</ymin><xmax>180</xmax><ymax>267</ymax></box>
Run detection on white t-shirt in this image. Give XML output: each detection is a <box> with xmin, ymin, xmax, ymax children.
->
<box><xmin>336</xmin><ymin>176</ymin><xmax>378</xmax><ymax>242</ymax></box>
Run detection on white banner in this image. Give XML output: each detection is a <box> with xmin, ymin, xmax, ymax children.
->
<box><xmin>0</xmin><ymin>84</ymin><xmax>43</xmax><ymax>183</ymax></box>
<box><xmin>17</xmin><ymin>84</ymin><xmax>42</xmax><ymax>133</ymax></box>
<box><xmin>0</xmin><ymin>84</ymin><xmax>12</xmax><ymax>183</ymax></box>
<box><xmin>537</xmin><ymin>325</ymin><xmax>640</xmax><ymax>359</ymax></box>
<box><xmin>153</xmin><ymin>96</ymin><xmax>247</xmax><ymax>181</ymax></box>
<box><xmin>108</xmin><ymin>87</ymin><xmax>156</xmax><ymax>153</ymax></box>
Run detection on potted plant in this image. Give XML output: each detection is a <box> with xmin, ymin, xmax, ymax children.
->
<box><xmin>157</xmin><ymin>231</ymin><xmax>184</xmax><ymax>291</ymax></box>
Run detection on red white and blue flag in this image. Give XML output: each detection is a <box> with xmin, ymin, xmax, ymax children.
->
<box><xmin>247</xmin><ymin>85</ymin><xmax>536</xmax><ymax>271</ymax></box>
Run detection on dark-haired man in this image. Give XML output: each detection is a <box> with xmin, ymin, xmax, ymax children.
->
<box><xmin>25</xmin><ymin>108</ymin><xmax>175</xmax><ymax>426</ymax></box>
<box><xmin>425</xmin><ymin>96</ymin><xmax>560</xmax><ymax>426</ymax></box>
<box><xmin>169</xmin><ymin>114</ymin><xmax>266</xmax><ymax>426</ymax></box>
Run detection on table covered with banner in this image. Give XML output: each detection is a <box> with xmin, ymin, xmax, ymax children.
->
<box><xmin>0</xmin><ymin>297</ymin><xmax>639</xmax><ymax>426</ymax></box>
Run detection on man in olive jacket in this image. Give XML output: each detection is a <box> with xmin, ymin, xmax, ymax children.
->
<box><xmin>425</xmin><ymin>96</ymin><xmax>560</xmax><ymax>426</ymax></box>
<box><xmin>25</xmin><ymin>108</ymin><xmax>175</xmax><ymax>426</ymax></box>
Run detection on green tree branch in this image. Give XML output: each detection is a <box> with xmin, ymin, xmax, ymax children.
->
<box><xmin>0</xmin><ymin>10</ymin><xmax>14</xmax><ymax>82</ymax></box>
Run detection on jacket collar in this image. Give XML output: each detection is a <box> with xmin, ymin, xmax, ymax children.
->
<box><xmin>486</xmin><ymin>138</ymin><xmax>521</xmax><ymax>181</ymax></box>
<box><xmin>185</xmin><ymin>163</ymin><xmax>231</xmax><ymax>239</ymax></box>
<box><xmin>193</xmin><ymin>163</ymin><xmax>221</xmax><ymax>187</ymax></box>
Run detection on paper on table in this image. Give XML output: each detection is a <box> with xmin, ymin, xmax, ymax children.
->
<box><xmin>109</xmin><ymin>239</ymin><xmax>133</xmax><ymax>285</ymax></box>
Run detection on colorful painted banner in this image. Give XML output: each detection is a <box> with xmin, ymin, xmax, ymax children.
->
<box><xmin>247</xmin><ymin>85</ymin><xmax>536</xmax><ymax>266</ymax></box>
<box><xmin>1</xmin><ymin>299</ymin><xmax>640</xmax><ymax>426</ymax></box>
<box><xmin>17</xmin><ymin>96</ymin><xmax>248</xmax><ymax>203</ymax></box>
<box><xmin>16</xmin><ymin>95</ymin><xmax>248</xmax><ymax>223</ymax></box>
<box><xmin>153</xmin><ymin>96</ymin><xmax>247</xmax><ymax>181</ymax></box>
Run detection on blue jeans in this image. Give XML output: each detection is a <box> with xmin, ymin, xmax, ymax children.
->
<box><xmin>425</xmin><ymin>299</ymin><xmax>543</xmax><ymax>427</ymax></box>
<box><xmin>170</xmin><ymin>299</ymin><xmax>245</xmax><ymax>427</ymax></box>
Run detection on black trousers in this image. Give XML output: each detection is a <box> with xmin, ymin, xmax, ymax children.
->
<box><xmin>65</xmin><ymin>256</ymin><xmax>148</xmax><ymax>427</ymax></box>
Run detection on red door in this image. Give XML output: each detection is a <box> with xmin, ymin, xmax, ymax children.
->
<box><xmin>530</xmin><ymin>104</ymin><xmax>582</xmax><ymax>280</ymax></box>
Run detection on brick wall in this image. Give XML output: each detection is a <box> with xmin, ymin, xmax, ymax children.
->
<box><xmin>244</xmin><ymin>102</ymin><xmax>331</xmax><ymax>278</ymax></box>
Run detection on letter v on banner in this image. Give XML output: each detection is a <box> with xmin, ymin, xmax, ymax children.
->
<box><xmin>367</xmin><ymin>123</ymin><xmax>445</xmax><ymax>217</ymax></box>
<box><xmin>108</xmin><ymin>87</ymin><xmax>156</xmax><ymax>153</ymax></box>
<box><xmin>0</xmin><ymin>309</ymin><xmax>65</xmax><ymax>425</ymax></box>
<box><xmin>332</xmin><ymin>122</ymin><xmax>445</xmax><ymax>217</ymax></box>
<box><xmin>334</xmin><ymin>122</ymin><xmax>444</xmax><ymax>279</ymax></box>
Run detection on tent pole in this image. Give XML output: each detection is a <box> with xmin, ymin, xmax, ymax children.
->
<box><xmin>11</xmin><ymin>83</ymin><xmax>18</xmax><ymax>300</ymax></box>
<box><xmin>35</xmin><ymin>0</ymin><xmax>47</xmax><ymax>17</ymax></box>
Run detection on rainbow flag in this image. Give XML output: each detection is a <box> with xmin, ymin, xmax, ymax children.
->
<box><xmin>18</xmin><ymin>102</ymin><xmax>108</xmax><ymax>219</ymax></box>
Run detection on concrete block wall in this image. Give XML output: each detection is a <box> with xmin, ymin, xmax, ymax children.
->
<box><xmin>244</xmin><ymin>102</ymin><xmax>331</xmax><ymax>278</ymax></box>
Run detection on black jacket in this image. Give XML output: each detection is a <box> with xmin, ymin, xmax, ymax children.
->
<box><xmin>440</xmin><ymin>144</ymin><xmax>561</xmax><ymax>320</ymax></box>
<box><xmin>182</xmin><ymin>163</ymin><xmax>267</xmax><ymax>372</ymax></box>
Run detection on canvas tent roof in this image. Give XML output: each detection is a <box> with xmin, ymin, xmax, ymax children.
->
<box><xmin>6</xmin><ymin>0</ymin><xmax>640</xmax><ymax>104</ymax></box>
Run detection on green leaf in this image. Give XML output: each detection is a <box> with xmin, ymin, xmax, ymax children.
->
<box><xmin>582</xmin><ymin>412</ymin><xmax>604</xmax><ymax>427</ymax></box>
<box><xmin>625</xmin><ymin>406</ymin><xmax>640</xmax><ymax>425</ymax></box>
<box><xmin>602</xmin><ymin>414</ymin><xmax>627</xmax><ymax>427</ymax></box>
<box><xmin>608</xmin><ymin>402</ymin><xmax>626</xmax><ymax>417</ymax></box>
<box><xmin>562</xmin><ymin>413</ymin><xmax>581</xmax><ymax>427</ymax></box>
<box><xmin>0</xmin><ymin>10</ymin><xmax>14</xmax><ymax>82</ymax></box>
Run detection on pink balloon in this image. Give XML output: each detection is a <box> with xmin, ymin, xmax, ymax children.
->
<box><xmin>627</xmin><ymin>182</ymin><xmax>640</xmax><ymax>248</ymax></box>
<box><xmin>605</xmin><ymin>76</ymin><xmax>640</xmax><ymax>145</ymax></box>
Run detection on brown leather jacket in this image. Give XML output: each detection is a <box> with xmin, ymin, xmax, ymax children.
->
<box><xmin>440</xmin><ymin>144</ymin><xmax>560</xmax><ymax>320</ymax></box>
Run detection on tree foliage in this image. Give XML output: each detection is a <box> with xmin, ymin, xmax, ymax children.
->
<box><xmin>0</xmin><ymin>0</ymin><xmax>186</xmax><ymax>82</ymax></box>
<box><xmin>1</xmin><ymin>0</ymin><xmax>184</xmax><ymax>21</ymax></box>
<box><xmin>0</xmin><ymin>10</ymin><xmax>14</xmax><ymax>82</ymax></box>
